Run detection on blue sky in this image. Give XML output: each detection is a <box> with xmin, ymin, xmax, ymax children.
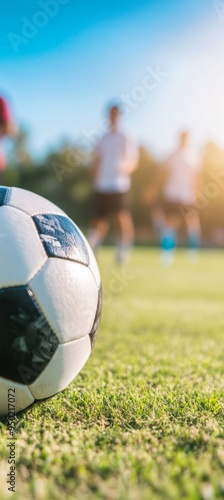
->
<box><xmin>1</xmin><ymin>0</ymin><xmax>224</xmax><ymax>159</ymax></box>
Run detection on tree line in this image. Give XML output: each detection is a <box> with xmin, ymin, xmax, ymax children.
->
<box><xmin>5</xmin><ymin>138</ymin><xmax>224</xmax><ymax>246</ymax></box>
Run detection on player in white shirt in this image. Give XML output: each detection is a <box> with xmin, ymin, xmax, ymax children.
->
<box><xmin>88</xmin><ymin>104</ymin><xmax>139</xmax><ymax>263</ymax></box>
<box><xmin>160</xmin><ymin>131</ymin><xmax>202</xmax><ymax>264</ymax></box>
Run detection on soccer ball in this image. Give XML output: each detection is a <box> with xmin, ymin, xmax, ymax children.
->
<box><xmin>0</xmin><ymin>187</ymin><xmax>101</xmax><ymax>416</ymax></box>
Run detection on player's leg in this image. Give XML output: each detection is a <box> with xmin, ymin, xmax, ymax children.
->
<box><xmin>114</xmin><ymin>208</ymin><xmax>135</xmax><ymax>264</ymax></box>
<box><xmin>160</xmin><ymin>204</ymin><xmax>180</xmax><ymax>266</ymax></box>
<box><xmin>87</xmin><ymin>193</ymin><xmax>110</xmax><ymax>252</ymax></box>
<box><xmin>88</xmin><ymin>217</ymin><xmax>109</xmax><ymax>252</ymax></box>
<box><xmin>151</xmin><ymin>206</ymin><xmax>165</xmax><ymax>239</ymax></box>
<box><xmin>185</xmin><ymin>209</ymin><xmax>201</xmax><ymax>260</ymax></box>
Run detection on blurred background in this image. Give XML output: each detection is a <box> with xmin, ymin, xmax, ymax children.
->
<box><xmin>1</xmin><ymin>0</ymin><xmax>224</xmax><ymax>246</ymax></box>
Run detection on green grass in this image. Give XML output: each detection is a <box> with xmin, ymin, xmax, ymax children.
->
<box><xmin>0</xmin><ymin>249</ymin><xmax>224</xmax><ymax>500</ymax></box>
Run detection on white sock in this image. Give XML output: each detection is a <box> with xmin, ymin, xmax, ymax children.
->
<box><xmin>116</xmin><ymin>241</ymin><xmax>133</xmax><ymax>265</ymax></box>
<box><xmin>160</xmin><ymin>250</ymin><xmax>175</xmax><ymax>268</ymax></box>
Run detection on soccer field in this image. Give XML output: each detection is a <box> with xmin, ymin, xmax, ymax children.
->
<box><xmin>0</xmin><ymin>249</ymin><xmax>223</xmax><ymax>500</ymax></box>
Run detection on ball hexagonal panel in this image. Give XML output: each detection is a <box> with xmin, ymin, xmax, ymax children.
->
<box><xmin>33</xmin><ymin>214</ymin><xmax>90</xmax><ymax>266</ymax></box>
<box><xmin>0</xmin><ymin>286</ymin><xmax>59</xmax><ymax>385</ymax></box>
<box><xmin>0</xmin><ymin>206</ymin><xmax>47</xmax><ymax>288</ymax></box>
<box><xmin>30</xmin><ymin>259</ymin><xmax>99</xmax><ymax>344</ymax></box>
<box><xmin>78</xmin><ymin>231</ymin><xmax>101</xmax><ymax>288</ymax></box>
<box><xmin>7</xmin><ymin>187</ymin><xmax>66</xmax><ymax>217</ymax></box>
<box><xmin>29</xmin><ymin>336</ymin><xmax>91</xmax><ymax>400</ymax></box>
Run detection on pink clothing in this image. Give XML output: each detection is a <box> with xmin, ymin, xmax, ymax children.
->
<box><xmin>0</xmin><ymin>151</ymin><xmax>5</xmax><ymax>171</ymax></box>
<box><xmin>0</xmin><ymin>97</ymin><xmax>11</xmax><ymax>170</ymax></box>
<box><xmin>0</xmin><ymin>97</ymin><xmax>11</xmax><ymax>124</ymax></box>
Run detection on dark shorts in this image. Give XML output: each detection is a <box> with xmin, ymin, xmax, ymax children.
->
<box><xmin>94</xmin><ymin>192</ymin><xmax>131</xmax><ymax>218</ymax></box>
<box><xmin>162</xmin><ymin>199</ymin><xmax>196</xmax><ymax>217</ymax></box>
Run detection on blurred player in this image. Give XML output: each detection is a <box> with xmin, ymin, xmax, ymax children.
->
<box><xmin>0</xmin><ymin>94</ymin><xmax>17</xmax><ymax>184</ymax></box>
<box><xmin>160</xmin><ymin>131</ymin><xmax>202</xmax><ymax>265</ymax></box>
<box><xmin>88</xmin><ymin>103</ymin><xmax>139</xmax><ymax>264</ymax></box>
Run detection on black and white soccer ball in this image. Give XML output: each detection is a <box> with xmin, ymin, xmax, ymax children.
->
<box><xmin>0</xmin><ymin>187</ymin><xmax>102</xmax><ymax>416</ymax></box>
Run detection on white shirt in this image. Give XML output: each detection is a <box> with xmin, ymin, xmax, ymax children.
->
<box><xmin>94</xmin><ymin>130</ymin><xmax>139</xmax><ymax>193</ymax></box>
<box><xmin>163</xmin><ymin>146</ymin><xmax>202</xmax><ymax>204</ymax></box>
